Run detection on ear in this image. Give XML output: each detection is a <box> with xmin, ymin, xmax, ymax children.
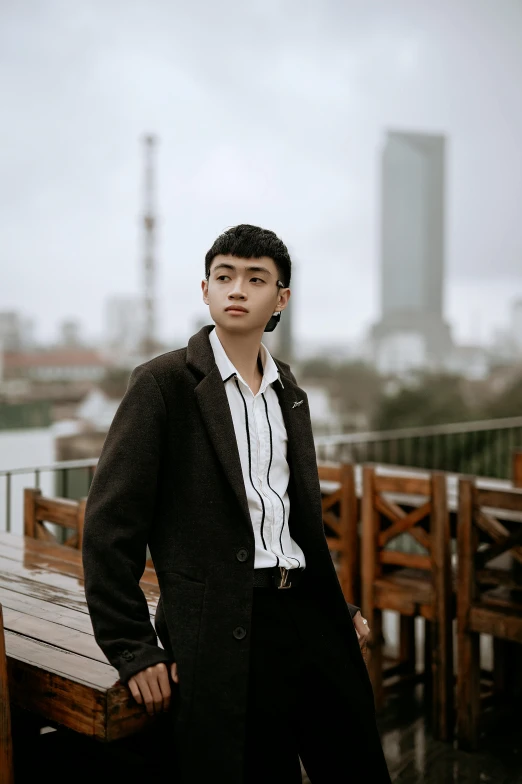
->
<box><xmin>201</xmin><ymin>279</ymin><xmax>209</xmax><ymax>305</ymax></box>
<box><xmin>276</xmin><ymin>287</ymin><xmax>291</xmax><ymax>313</ymax></box>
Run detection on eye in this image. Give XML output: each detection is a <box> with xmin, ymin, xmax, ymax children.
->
<box><xmin>251</xmin><ymin>277</ymin><xmax>265</xmax><ymax>284</ymax></box>
<box><xmin>217</xmin><ymin>275</ymin><xmax>230</xmax><ymax>281</ymax></box>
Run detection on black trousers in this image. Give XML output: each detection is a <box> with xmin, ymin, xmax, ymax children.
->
<box><xmin>243</xmin><ymin>586</ymin><xmax>391</xmax><ymax>784</ymax></box>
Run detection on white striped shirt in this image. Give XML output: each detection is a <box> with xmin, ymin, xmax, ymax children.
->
<box><xmin>209</xmin><ymin>327</ymin><xmax>306</xmax><ymax>570</ymax></box>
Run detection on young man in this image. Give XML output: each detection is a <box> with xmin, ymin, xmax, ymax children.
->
<box><xmin>82</xmin><ymin>224</ymin><xmax>391</xmax><ymax>783</ymax></box>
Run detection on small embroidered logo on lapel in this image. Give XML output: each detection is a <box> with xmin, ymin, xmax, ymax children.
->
<box><xmin>292</xmin><ymin>400</ymin><xmax>304</xmax><ymax>409</ymax></box>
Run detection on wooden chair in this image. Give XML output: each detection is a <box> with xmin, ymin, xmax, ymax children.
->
<box><xmin>361</xmin><ymin>465</ymin><xmax>453</xmax><ymax>740</ymax></box>
<box><xmin>318</xmin><ymin>462</ymin><xmax>359</xmax><ymax>606</ymax></box>
<box><xmin>457</xmin><ymin>478</ymin><xmax>522</xmax><ymax>750</ymax></box>
<box><xmin>0</xmin><ymin>604</ymin><xmax>14</xmax><ymax>784</ymax></box>
<box><xmin>24</xmin><ymin>488</ymin><xmax>87</xmax><ymax>549</ymax></box>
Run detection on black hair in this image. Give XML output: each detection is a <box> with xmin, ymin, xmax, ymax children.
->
<box><xmin>205</xmin><ymin>224</ymin><xmax>292</xmax><ymax>287</ymax></box>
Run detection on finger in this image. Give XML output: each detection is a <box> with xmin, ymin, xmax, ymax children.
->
<box><xmin>127</xmin><ymin>677</ymin><xmax>142</xmax><ymax>705</ymax></box>
<box><xmin>171</xmin><ymin>662</ymin><xmax>179</xmax><ymax>683</ymax></box>
<box><xmin>146</xmin><ymin>673</ymin><xmax>164</xmax><ymax>715</ymax></box>
<box><xmin>157</xmin><ymin>665</ymin><xmax>172</xmax><ymax>711</ymax></box>
<box><xmin>136</xmin><ymin>677</ymin><xmax>155</xmax><ymax>716</ymax></box>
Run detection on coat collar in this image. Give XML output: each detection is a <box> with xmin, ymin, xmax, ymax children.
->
<box><xmin>208</xmin><ymin>325</ymin><xmax>282</xmax><ymax>394</ymax></box>
<box><xmin>186</xmin><ymin>325</ymin><xmax>317</xmax><ymax>534</ymax></box>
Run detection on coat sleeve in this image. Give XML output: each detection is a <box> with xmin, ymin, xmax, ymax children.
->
<box><xmin>283</xmin><ymin>363</ymin><xmax>361</xmax><ymax>621</ymax></box>
<box><xmin>82</xmin><ymin>365</ymin><xmax>172</xmax><ymax>683</ymax></box>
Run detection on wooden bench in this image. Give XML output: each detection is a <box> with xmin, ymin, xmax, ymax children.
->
<box><xmin>24</xmin><ymin>488</ymin><xmax>86</xmax><ymax>549</ymax></box>
<box><xmin>457</xmin><ymin>479</ymin><xmax>522</xmax><ymax>750</ymax></box>
<box><xmin>361</xmin><ymin>464</ymin><xmax>454</xmax><ymax>740</ymax></box>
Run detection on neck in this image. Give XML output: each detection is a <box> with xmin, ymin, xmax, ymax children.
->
<box><xmin>214</xmin><ymin>325</ymin><xmax>264</xmax><ymax>391</ymax></box>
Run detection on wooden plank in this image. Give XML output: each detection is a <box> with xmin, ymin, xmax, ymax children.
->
<box><xmin>373</xmin><ymin>474</ymin><xmax>430</xmax><ymax>496</ymax></box>
<box><xmin>0</xmin><ymin>535</ymin><xmax>159</xmax><ymax>589</ymax></box>
<box><xmin>0</xmin><ymin>586</ymin><xmax>95</xmax><ymax>634</ymax></box>
<box><xmin>317</xmin><ymin>463</ymin><xmax>343</xmax><ymax>483</ymax></box>
<box><xmin>23</xmin><ymin>488</ymin><xmax>38</xmax><ymax>540</ymax></box>
<box><xmin>477</xmin><ymin>487</ymin><xmax>522</xmax><ymax>514</ymax></box>
<box><xmin>105</xmin><ymin>687</ymin><xmax>156</xmax><ymax>742</ymax></box>
<box><xmin>2</xmin><ymin>607</ymin><xmax>107</xmax><ymax>663</ymax></box>
<box><xmin>0</xmin><ymin>572</ymin><xmax>91</xmax><ymax>614</ymax></box>
<box><xmin>475</xmin><ymin>568</ymin><xmax>522</xmax><ymax>590</ymax></box>
<box><xmin>475</xmin><ymin>511</ymin><xmax>522</xmax><ymax>565</ymax></box>
<box><xmin>0</xmin><ymin>571</ymin><xmax>158</xmax><ymax>621</ymax></box>
<box><xmin>5</xmin><ymin>630</ymin><xmax>117</xmax><ymax>689</ymax></box>
<box><xmin>469</xmin><ymin>605</ymin><xmax>522</xmax><ymax>643</ymax></box>
<box><xmin>475</xmin><ymin>525</ymin><xmax>522</xmax><ymax>570</ymax></box>
<box><xmin>6</xmin><ymin>635</ymin><xmax>153</xmax><ymax>740</ymax></box>
<box><xmin>325</xmin><ymin>539</ymin><xmax>344</xmax><ymax>552</ymax></box>
<box><xmin>322</xmin><ymin>511</ymin><xmax>341</xmax><ymax>535</ymax></box>
<box><xmin>7</xmin><ymin>653</ymin><xmax>108</xmax><ymax>738</ymax></box>
<box><xmin>378</xmin><ymin>500</ymin><xmax>432</xmax><ymax>547</ymax></box>
<box><xmin>379</xmin><ymin>551</ymin><xmax>431</xmax><ymax>570</ymax></box>
<box><xmin>0</xmin><ymin>554</ymin><xmax>159</xmax><ymax>605</ymax></box>
<box><xmin>456</xmin><ymin>477</ymin><xmax>481</xmax><ymax>751</ymax></box>
<box><xmin>35</xmin><ymin>495</ymin><xmax>80</xmax><ymax>528</ymax></box>
<box><xmin>0</xmin><ymin>605</ymin><xmax>14</xmax><ymax>784</ymax></box>
<box><xmin>430</xmin><ymin>471</ymin><xmax>453</xmax><ymax>741</ymax></box>
<box><xmin>0</xmin><ymin>554</ymin><xmax>87</xmax><ymax>594</ymax></box>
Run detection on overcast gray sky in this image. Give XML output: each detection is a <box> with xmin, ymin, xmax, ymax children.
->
<box><xmin>2</xmin><ymin>0</ymin><xmax>522</xmax><ymax>349</ymax></box>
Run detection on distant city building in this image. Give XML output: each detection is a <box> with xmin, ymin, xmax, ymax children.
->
<box><xmin>446</xmin><ymin>345</ymin><xmax>490</xmax><ymax>381</ymax></box>
<box><xmin>2</xmin><ymin>349</ymin><xmax>108</xmax><ymax>383</ymax></box>
<box><xmin>0</xmin><ymin>311</ymin><xmax>34</xmax><ymax>351</ymax></box>
<box><xmin>104</xmin><ymin>296</ymin><xmax>145</xmax><ymax>356</ymax></box>
<box><xmin>511</xmin><ymin>299</ymin><xmax>522</xmax><ymax>354</ymax></box>
<box><xmin>371</xmin><ymin>131</ymin><xmax>453</xmax><ymax>373</ymax></box>
<box><xmin>59</xmin><ymin>319</ymin><xmax>83</xmax><ymax>348</ymax></box>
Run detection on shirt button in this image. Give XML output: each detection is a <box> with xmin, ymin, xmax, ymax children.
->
<box><xmin>233</xmin><ymin>626</ymin><xmax>247</xmax><ymax>640</ymax></box>
<box><xmin>236</xmin><ymin>548</ymin><xmax>249</xmax><ymax>562</ymax></box>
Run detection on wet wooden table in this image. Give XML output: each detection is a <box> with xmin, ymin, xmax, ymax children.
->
<box><xmin>0</xmin><ymin>532</ymin><xmax>160</xmax><ymax>741</ymax></box>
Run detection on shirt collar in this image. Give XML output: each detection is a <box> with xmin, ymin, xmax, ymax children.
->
<box><xmin>209</xmin><ymin>326</ymin><xmax>282</xmax><ymax>393</ymax></box>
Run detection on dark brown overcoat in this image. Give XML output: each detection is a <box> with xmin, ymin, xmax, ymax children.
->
<box><xmin>82</xmin><ymin>325</ymin><xmax>377</xmax><ymax>782</ymax></box>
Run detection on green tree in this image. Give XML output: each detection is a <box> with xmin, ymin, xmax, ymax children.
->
<box><xmin>372</xmin><ymin>373</ymin><xmax>473</xmax><ymax>431</ymax></box>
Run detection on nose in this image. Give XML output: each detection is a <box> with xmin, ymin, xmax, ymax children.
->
<box><xmin>228</xmin><ymin>278</ymin><xmax>246</xmax><ymax>299</ymax></box>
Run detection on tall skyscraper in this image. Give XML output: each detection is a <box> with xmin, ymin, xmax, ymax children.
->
<box><xmin>371</xmin><ymin>131</ymin><xmax>452</xmax><ymax>373</ymax></box>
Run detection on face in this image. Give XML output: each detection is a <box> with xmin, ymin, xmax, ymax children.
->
<box><xmin>202</xmin><ymin>254</ymin><xmax>290</xmax><ymax>334</ymax></box>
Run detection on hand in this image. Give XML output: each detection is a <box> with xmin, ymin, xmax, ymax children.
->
<box><xmin>352</xmin><ymin>611</ymin><xmax>371</xmax><ymax>649</ymax></box>
<box><xmin>127</xmin><ymin>662</ymin><xmax>179</xmax><ymax>716</ymax></box>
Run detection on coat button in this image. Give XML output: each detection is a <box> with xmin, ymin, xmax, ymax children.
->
<box><xmin>121</xmin><ymin>650</ymin><xmax>134</xmax><ymax>662</ymax></box>
<box><xmin>236</xmin><ymin>548</ymin><xmax>249</xmax><ymax>562</ymax></box>
<box><xmin>233</xmin><ymin>626</ymin><xmax>247</xmax><ymax>640</ymax></box>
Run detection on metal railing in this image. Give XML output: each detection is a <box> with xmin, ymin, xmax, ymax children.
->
<box><xmin>2</xmin><ymin>416</ymin><xmax>522</xmax><ymax>533</ymax></box>
<box><xmin>0</xmin><ymin>458</ymin><xmax>97</xmax><ymax>533</ymax></box>
<box><xmin>315</xmin><ymin>415</ymin><xmax>522</xmax><ymax>480</ymax></box>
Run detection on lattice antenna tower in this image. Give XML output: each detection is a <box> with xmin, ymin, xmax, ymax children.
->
<box><xmin>141</xmin><ymin>134</ymin><xmax>158</xmax><ymax>356</ymax></box>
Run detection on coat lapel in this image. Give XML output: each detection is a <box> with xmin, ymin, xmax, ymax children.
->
<box><xmin>187</xmin><ymin>327</ymin><xmax>252</xmax><ymax>531</ymax></box>
<box><xmin>271</xmin><ymin>364</ymin><xmax>324</xmax><ymax>527</ymax></box>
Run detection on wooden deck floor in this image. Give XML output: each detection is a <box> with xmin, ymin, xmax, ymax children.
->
<box><xmin>357</xmin><ymin>686</ymin><xmax>521</xmax><ymax>784</ymax></box>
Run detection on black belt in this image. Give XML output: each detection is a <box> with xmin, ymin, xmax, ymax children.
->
<box><xmin>253</xmin><ymin>565</ymin><xmax>304</xmax><ymax>590</ymax></box>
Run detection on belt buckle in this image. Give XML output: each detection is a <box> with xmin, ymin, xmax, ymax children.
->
<box><xmin>277</xmin><ymin>566</ymin><xmax>292</xmax><ymax>590</ymax></box>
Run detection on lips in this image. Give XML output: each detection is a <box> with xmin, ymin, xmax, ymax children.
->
<box><xmin>225</xmin><ymin>306</ymin><xmax>248</xmax><ymax>313</ymax></box>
